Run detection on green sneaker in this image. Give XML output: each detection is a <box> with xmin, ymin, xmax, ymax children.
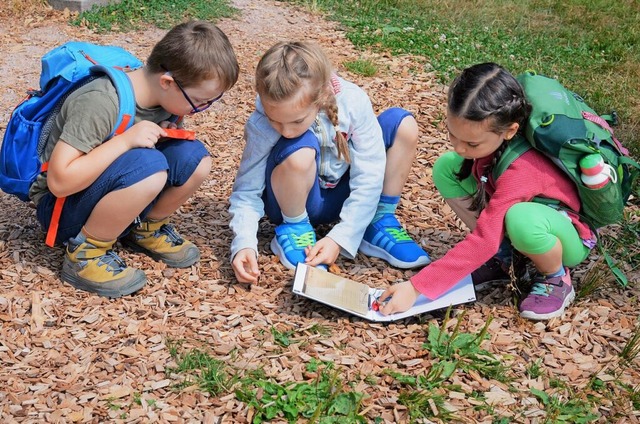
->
<box><xmin>122</xmin><ymin>219</ymin><xmax>200</xmax><ymax>268</ymax></box>
<box><xmin>61</xmin><ymin>237</ymin><xmax>146</xmax><ymax>298</ymax></box>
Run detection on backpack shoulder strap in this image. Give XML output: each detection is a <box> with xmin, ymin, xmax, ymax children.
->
<box><xmin>90</xmin><ymin>64</ymin><xmax>137</xmax><ymax>137</ymax></box>
<box><xmin>493</xmin><ymin>135</ymin><xmax>532</xmax><ymax>180</ymax></box>
<box><xmin>44</xmin><ymin>65</ymin><xmax>137</xmax><ymax>248</ymax></box>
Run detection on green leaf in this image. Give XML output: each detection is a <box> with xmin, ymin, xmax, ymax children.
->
<box><xmin>530</xmin><ymin>387</ymin><xmax>549</xmax><ymax>405</ymax></box>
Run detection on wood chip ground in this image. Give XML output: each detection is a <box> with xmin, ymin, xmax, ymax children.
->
<box><xmin>0</xmin><ymin>0</ymin><xmax>638</xmax><ymax>423</ymax></box>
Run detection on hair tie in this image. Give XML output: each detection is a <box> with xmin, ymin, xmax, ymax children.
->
<box><xmin>480</xmin><ymin>176</ymin><xmax>488</xmax><ymax>183</ymax></box>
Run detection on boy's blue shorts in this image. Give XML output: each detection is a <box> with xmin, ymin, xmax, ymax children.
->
<box><xmin>36</xmin><ymin>139</ymin><xmax>209</xmax><ymax>245</ymax></box>
<box><xmin>263</xmin><ymin>107</ymin><xmax>413</xmax><ymax>225</ymax></box>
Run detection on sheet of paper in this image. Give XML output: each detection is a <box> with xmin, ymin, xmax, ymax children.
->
<box><xmin>296</xmin><ymin>265</ymin><xmax>371</xmax><ymax>316</ymax></box>
<box><xmin>292</xmin><ymin>263</ymin><xmax>476</xmax><ymax>321</ymax></box>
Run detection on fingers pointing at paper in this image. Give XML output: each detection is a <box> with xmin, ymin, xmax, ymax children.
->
<box><xmin>378</xmin><ymin>281</ymin><xmax>422</xmax><ymax>316</ymax></box>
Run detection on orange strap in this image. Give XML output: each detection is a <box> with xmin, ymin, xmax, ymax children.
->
<box><xmin>45</xmin><ymin>196</ymin><xmax>66</xmax><ymax>247</ymax></box>
<box><xmin>114</xmin><ymin>114</ymin><xmax>132</xmax><ymax>135</ymax></box>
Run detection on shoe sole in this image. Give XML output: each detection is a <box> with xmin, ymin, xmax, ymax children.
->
<box><xmin>121</xmin><ymin>239</ymin><xmax>200</xmax><ymax>268</ymax></box>
<box><xmin>519</xmin><ymin>285</ymin><xmax>576</xmax><ymax>321</ymax></box>
<box><xmin>61</xmin><ymin>266</ymin><xmax>147</xmax><ymax>298</ymax></box>
<box><xmin>358</xmin><ymin>240</ymin><xmax>431</xmax><ymax>269</ymax></box>
<box><xmin>270</xmin><ymin>237</ymin><xmax>298</xmax><ymax>270</ymax></box>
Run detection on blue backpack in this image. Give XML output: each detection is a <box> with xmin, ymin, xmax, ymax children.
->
<box><xmin>0</xmin><ymin>41</ymin><xmax>141</xmax><ymax>246</ymax></box>
<box><xmin>0</xmin><ymin>41</ymin><xmax>141</xmax><ymax>201</ymax></box>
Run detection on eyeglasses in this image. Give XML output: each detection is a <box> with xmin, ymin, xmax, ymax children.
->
<box><xmin>161</xmin><ymin>65</ymin><xmax>223</xmax><ymax>113</ymax></box>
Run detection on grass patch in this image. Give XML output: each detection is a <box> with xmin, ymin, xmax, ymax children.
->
<box><xmin>237</xmin><ymin>360</ymin><xmax>366</xmax><ymax>423</ymax></box>
<box><xmin>531</xmin><ymin>388</ymin><xmax>599</xmax><ymax>423</ymax></box>
<box><xmin>167</xmin><ymin>341</ymin><xmax>367</xmax><ymax>423</ymax></box>
<box><xmin>620</xmin><ymin>318</ymin><xmax>640</xmax><ymax>368</ymax></box>
<box><xmin>271</xmin><ymin>326</ymin><xmax>295</xmax><ymax>347</ymax></box>
<box><xmin>283</xmin><ymin>0</ymin><xmax>640</xmax><ymax>157</ymax></box>
<box><xmin>343</xmin><ymin>58</ymin><xmax>379</xmax><ymax>77</ymax></box>
<box><xmin>386</xmin><ymin>364</ymin><xmax>457</xmax><ymax>421</ymax></box>
<box><xmin>73</xmin><ymin>0</ymin><xmax>238</xmax><ymax>32</ymax></box>
<box><xmin>423</xmin><ymin>309</ymin><xmax>511</xmax><ymax>382</ymax></box>
<box><xmin>388</xmin><ymin>310</ymin><xmax>513</xmax><ymax>421</ymax></box>
<box><xmin>168</xmin><ymin>345</ymin><xmax>236</xmax><ymax>395</ymax></box>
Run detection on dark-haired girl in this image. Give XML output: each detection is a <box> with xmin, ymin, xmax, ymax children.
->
<box><xmin>379</xmin><ymin>63</ymin><xmax>594</xmax><ymax>321</ymax></box>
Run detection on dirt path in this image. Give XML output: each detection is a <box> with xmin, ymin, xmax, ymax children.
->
<box><xmin>0</xmin><ymin>1</ymin><xmax>639</xmax><ymax>422</ymax></box>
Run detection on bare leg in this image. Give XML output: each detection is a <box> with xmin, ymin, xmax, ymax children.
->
<box><xmin>271</xmin><ymin>148</ymin><xmax>316</xmax><ymax>217</ymax></box>
<box><xmin>147</xmin><ymin>156</ymin><xmax>212</xmax><ymax>220</ymax></box>
<box><xmin>361</xmin><ymin>116</ymin><xmax>430</xmax><ymax>269</ymax></box>
<box><xmin>524</xmin><ymin>238</ymin><xmax>564</xmax><ymax>275</ymax></box>
<box><xmin>383</xmin><ymin>115</ymin><xmax>419</xmax><ymax>196</ymax></box>
<box><xmin>445</xmin><ymin>196</ymin><xmax>478</xmax><ymax>231</ymax></box>
<box><xmin>84</xmin><ymin>171</ymin><xmax>167</xmax><ymax>241</ymax></box>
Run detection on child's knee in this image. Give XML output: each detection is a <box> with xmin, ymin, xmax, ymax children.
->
<box><xmin>396</xmin><ymin>115</ymin><xmax>419</xmax><ymax>147</ymax></box>
<box><xmin>143</xmin><ymin>171</ymin><xmax>168</xmax><ymax>193</ymax></box>
<box><xmin>276</xmin><ymin>147</ymin><xmax>316</xmax><ymax>174</ymax></box>
<box><xmin>505</xmin><ymin>203</ymin><xmax>529</xmax><ymax>235</ymax></box>
<box><xmin>192</xmin><ymin>156</ymin><xmax>213</xmax><ymax>180</ymax></box>
<box><xmin>505</xmin><ymin>203</ymin><xmax>554</xmax><ymax>254</ymax></box>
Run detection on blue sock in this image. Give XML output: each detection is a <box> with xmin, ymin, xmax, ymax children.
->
<box><xmin>282</xmin><ymin>211</ymin><xmax>309</xmax><ymax>224</ymax></box>
<box><xmin>372</xmin><ymin>194</ymin><xmax>400</xmax><ymax>223</ymax></box>
<box><xmin>73</xmin><ymin>230</ymin><xmax>87</xmax><ymax>243</ymax></box>
<box><xmin>546</xmin><ymin>266</ymin><xmax>566</xmax><ymax>278</ymax></box>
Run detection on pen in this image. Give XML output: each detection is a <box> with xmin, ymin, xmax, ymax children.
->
<box><xmin>370</xmin><ymin>294</ymin><xmax>391</xmax><ymax>311</ymax></box>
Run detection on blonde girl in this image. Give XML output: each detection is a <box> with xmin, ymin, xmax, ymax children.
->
<box><xmin>229</xmin><ymin>41</ymin><xmax>430</xmax><ymax>283</ymax></box>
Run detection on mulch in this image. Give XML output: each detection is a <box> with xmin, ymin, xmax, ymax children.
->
<box><xmin>0</xmin><ymin>0</ymin><xmax>639</xmax><ymax>423</ymax></box>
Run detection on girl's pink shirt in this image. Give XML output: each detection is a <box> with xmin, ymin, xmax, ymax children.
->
<box><xmin>411</xmin><ymin>149</ymin><xmax>593</xmax><ymax>300</ymax></box>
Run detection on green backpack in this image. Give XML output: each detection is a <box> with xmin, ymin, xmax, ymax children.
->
<box><xmin>494</xmin><ymin>71</ymin><xmax>640</xmax><ymax>230</ymax></box>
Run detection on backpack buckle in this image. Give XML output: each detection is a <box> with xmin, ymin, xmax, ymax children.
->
<box><xmin>27</xmin><ymin>89</ymin><xmax>43</xmax><ymax>97</ymax></box>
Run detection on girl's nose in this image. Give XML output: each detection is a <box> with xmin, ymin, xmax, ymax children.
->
<box><xmin>280</xmin><ymin>126</ymin><xmax>297</xmax><ymax>139</ymax></box>
<box><xmin>451</xmin><ymin>140</ymin><xmax>464</xmax><ymax>155</ymax></box>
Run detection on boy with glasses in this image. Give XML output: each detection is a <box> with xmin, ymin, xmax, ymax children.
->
<box><xmin>30</xmin><ymin>21</ymin><xmax>239</xmax><ymax>297</ymax></box>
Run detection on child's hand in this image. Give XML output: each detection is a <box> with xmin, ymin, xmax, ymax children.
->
<box><xmin>378</xmin><ymin>281</ymin><xmax>421</xmax><ymax>316</ymax></box>
<box><xmin>232</xmin><ymin>248</ymin><xmax>261</xmax><ymax>284</ymax></box>
<box><xmin>123</xmin><ymin>121</ymin><xmax>166</xmax><ymax>149</ymax></box>
<box><xmin>305</xmin><ymin>237</ymin><xmax>340</xmax><ymax>267</ymax></box>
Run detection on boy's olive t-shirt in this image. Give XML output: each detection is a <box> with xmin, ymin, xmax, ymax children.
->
<box><xmin>29</xmin><ymin>76</ymin><xmax>174</xmax><ymax>205</ymax></box>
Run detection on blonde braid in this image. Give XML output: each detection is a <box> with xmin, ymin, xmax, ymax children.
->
<box><xmin>323</xmin><ymin>94</ymin><xmax>350</xmax><ymax>163</ymax></box>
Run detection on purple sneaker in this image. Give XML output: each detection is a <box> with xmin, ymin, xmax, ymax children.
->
<box><xmin>519</xmin><ymin>268</ymin><xmax>575</xmax><ymax>320</ymax></box>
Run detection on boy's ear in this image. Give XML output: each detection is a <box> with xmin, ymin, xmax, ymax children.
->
<box><xmin>505</xmin><ymin>122</ymin><xmax>520</xmax><ymax>140</ymax></box>
<box><xmin>159</xmin><ymin>73</ymin><xmax>174</xmax><ymax>90</ymax></box>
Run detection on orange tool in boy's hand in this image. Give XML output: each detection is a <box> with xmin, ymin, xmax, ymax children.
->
<box><xmin>162</xmin><ymin>128</ymin><xmax>196</xmax><ymax>140</ymax></box>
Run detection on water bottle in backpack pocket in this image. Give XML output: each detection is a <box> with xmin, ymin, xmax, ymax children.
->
<box><xmin>494</xmin><ymin>71</ymin><xmax>640</xmax><ymax>230</ymax></box>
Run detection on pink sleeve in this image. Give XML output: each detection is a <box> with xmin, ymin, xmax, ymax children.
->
<box><xmin>411</xmin><ymin>152</ymin><xmax>555</xmax><ymax>299</ymax></box>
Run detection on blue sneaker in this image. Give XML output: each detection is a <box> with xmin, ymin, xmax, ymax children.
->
<box><xmin>359</xmin><ymin>214</ymin><xmax>430</xmax><ymax>269</ymax></box>
<box><xmin>270</xmin><ymin>221</ymin><xmax>318</xmax><ymax>270</ymax></box>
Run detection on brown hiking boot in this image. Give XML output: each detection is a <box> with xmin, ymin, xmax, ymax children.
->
<box><xmin>61</xmin><ymin>237</ymin><xmax>146</xmax><ymax>298</ymax></box>
<box><xmin>122</xmin><ymin>218</ymin><xmax>200</xmax><ymax>268</ymax></box>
